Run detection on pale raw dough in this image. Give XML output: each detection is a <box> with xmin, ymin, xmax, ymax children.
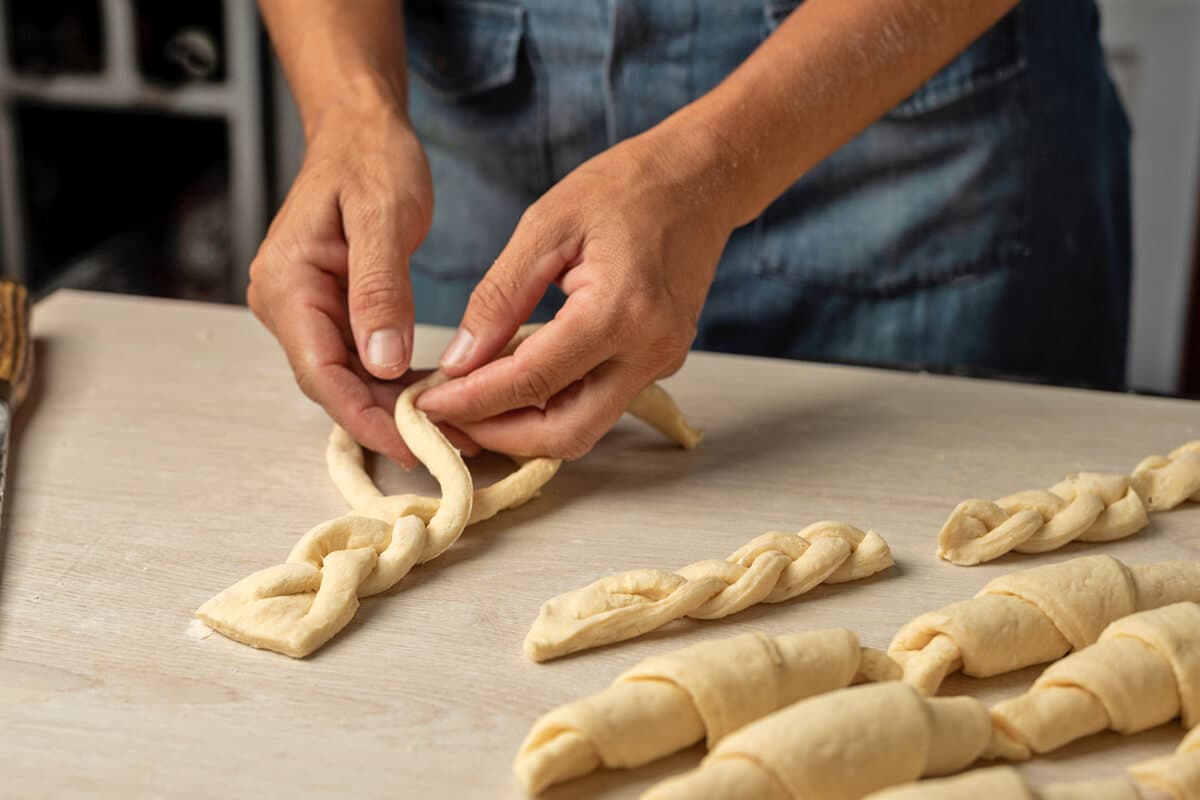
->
<box><xmin>524</xmin><ymin>522</ymin><xmax>893</xmax><ymax>662</ymax></box>
<box><xmin>986</xmin><ymin>602</ymin><xmax>1200</xmax><ymax>760</ymax></box>
<box><xmin>938</xmin><ymin>473</ymin><xmax>1147</xmax><ymax>565</ymax></box>
<box><xmin>860</xmin><ymin>767</ymin><xmax>1136</xmax><ymax>800</ymax></box>
<box><xmin>1129</xmin><ymin>725</ymin><xmax>1200</xmax><ymax>800</ymax></box>
<box><xmin>514</xmin><ymin>629</ymin><xmax>899</xmax><ymax>795</ymax></box>
<box><xmin>641</xmin><ymin>681</ymin><xmax>993</xmax><ymax>800</ymax></box>
<box><xmin>1133</xmin><ymin>442</ymin><xmax>1200</xmax><ymax>512</ymax></box>
<box><xmin>938</xmin><ymin>441</ymin><xmax>1200</xmax><ymax>565</ymax></box>
<box><xmin>888</xmin><ymin>555</ymin><xmax>1200</xmax><ymax>695</ymax></box>
<box><xmin>197</xmin><ymin>365</ymin><xmax>703</xmax><ymax>658</ymax></box>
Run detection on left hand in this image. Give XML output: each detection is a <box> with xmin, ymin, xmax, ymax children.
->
<box><xmin>415</xmin><ymin>123</ymin><xmax>736</xmax><ymax>459</ymax></box>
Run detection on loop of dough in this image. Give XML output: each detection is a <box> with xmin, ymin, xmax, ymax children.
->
<box><xmin>513</xmin><ymin>629</ymin><xmax>899</xmax><ymax>795</ymax></box>
<box><xmin>641</xmin><ymin>682</ymin><xmax>993</xmax><ymax>800</ymax></box>
<box><xmin>524</xmin><ymin>522</ymin><xmax>893</xmax><ymax>662</ymax></box>
<box><xmin>987</xmin><ymin>602</ymin><xmax>1200</xmax><ymax>760</ymax></box>
<box><xmin>888</xmin><ymin>555</ymin><xmax>1200</xmax><ymax>696</ymax></box>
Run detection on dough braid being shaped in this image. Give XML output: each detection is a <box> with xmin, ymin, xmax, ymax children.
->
<box><xmin>888</xmin><ymin>555</ymin><xmax>1200</xmax><ymax>696</ymax></box>
<box><xmin>642</xmin><ymin>681</ymin><xmax>994</xmax><ymax>800</ymax></box>
<box><xmin>196</xmin><ymin>368</ymin><xmax>702</xmax><ymax>658</ymax></box>
<box><xmin>938</xmin><ymin>441</ymin><xmax>1200</xmax><ymax>566</ymax></box>
<box><xmin>865</xmin><ymin>726</ymin><xmax>1200</xmax><ymax>799</ymax></box>
<box><xmin>524</xmin><ymin>522</ymin><xmax>893</xmax><ymax>662</ymax></box>
<box><xmin>985</xmin><ymin>602</ymin><xmax>1200</xmax><ymax>761</ymax></box>
<box><xmin>514</xmin><ymin>629</ymin><xmax>900</xmax><ymax>795</ymax></box>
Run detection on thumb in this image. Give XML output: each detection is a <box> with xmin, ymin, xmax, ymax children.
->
<box><xmin>344</xmin><ymin>195</ymin><xmax>418</xmax><ymax>379</ymax></box>
<box><xmin>440</xmin><ymin>206</ymin><xmax>578</xmax><ymax>377</ymax></box>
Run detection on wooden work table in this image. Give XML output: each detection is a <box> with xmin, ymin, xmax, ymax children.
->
<box><xmin>2</xmin><ymin>290</ymin><xmax>1198</xmax><ymax>797</ymax></box>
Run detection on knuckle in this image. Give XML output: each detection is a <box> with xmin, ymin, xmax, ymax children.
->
<box><xmin>467</xmin><ymin>275</ymin><xmax>516</xmax><ymax>323</ymax></box>
<box><xmin>513</xmin><ymin>367</ymin><xmax>556</xmax><ymax>407</ymax></box>
<box><xmin>348</xmin><ymin>272</ymin><xmax>406</xmax><ymax>316</ymax></box>
<box><xmin>517</xmin><ymin>203</ymin><xmax>551</xmax><ymax>237</ymax></box>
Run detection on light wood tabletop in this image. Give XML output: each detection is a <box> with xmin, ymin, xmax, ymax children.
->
<box><xmin>2</xmin><ymin>290</ymin><xmax>1198</xmax><ymax>798</ymax></box>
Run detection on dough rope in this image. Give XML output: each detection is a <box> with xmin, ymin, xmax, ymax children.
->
<box><xmin>985</xmin><ymin>602</ymin><xmax>1200</xmax><ymax>761</ymax></box>
<box><xmin>514</xmin><ymin>629</ymin><xmax>900</xmax><ymax>795</ymax></box>
<box><xmin>197</xmin><ymin>355</ymin><xmax>703</xmax><ymax>657</ymax></box>
<box><xmin>938</xmin><ymin>441</ymin><xmax>1199</xmax><ymax>566</ymax></box>
<box><xmin>888</xmin><ymin>555</ymin><xmax>1200</xmax><ymax>696</ymax></box>
<box><xmin>641</xmin><ymin>681</ymin><xmax>995</xmax><ymax>800</ymax></box>
<box><xmin>524</xmin><ymin>522</ymin><xmax>893</xmax><ymax>662</ymax></box>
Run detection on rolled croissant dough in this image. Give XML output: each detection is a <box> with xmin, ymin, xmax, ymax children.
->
<box><xmin>515</xmin><ymin>629</ymin><xmax>898</xmax><ymax>795</ymax></box>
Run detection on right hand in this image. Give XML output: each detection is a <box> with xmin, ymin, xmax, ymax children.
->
<box><xmin>248</xmin><ymin>97</ymin><xmax>452</xmax><ymax>467</ymax></box>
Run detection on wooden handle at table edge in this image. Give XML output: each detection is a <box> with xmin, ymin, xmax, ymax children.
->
<box><xmin>0</xmin><ymin>279</ymin><xmax>32</xmax><ymax>408</ymax></box>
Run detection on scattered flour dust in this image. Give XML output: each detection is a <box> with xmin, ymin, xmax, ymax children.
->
<box><xmin>187</xmin><ymin>618</ymin><xmax>215</xmax><ymax>641</ymax></box>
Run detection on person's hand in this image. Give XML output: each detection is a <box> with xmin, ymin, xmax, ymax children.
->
<box><xmin>416</xmin><ymin>123</ymin><xmax>737</xmax><ymax>459</ymax></box>
<box><xmin>249</xmin><ymin>98</ymin><xmax>476</xmax><ymax>466</ymax></box>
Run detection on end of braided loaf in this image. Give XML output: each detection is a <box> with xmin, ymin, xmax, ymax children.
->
<box><xmin>939</xmin><ymin>441</ymin><xmax>1200</xmax><ymax>566</ymax></box>
<box><xmin>524</xmin><ymin>522</ymin><xmax>892</xmax><ymax>662</ymax></box>
<box><xmin>938</xmin><ymin>473</ymin><xmax>1148</xmax><ymax>566</ymax></box>
<box><xmin>1132</xmin><ymin>441</ymin><xmax>1200</xmax><ymax>512</ymax></box>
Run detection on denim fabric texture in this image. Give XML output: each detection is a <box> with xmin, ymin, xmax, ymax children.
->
<box><xmin>403</xmin><ymin>0</ymin><xmax>1132</xmax><ymax>388</ymax></box>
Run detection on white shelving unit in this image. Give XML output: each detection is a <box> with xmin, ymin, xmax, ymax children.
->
<box><xmin>0</xmin><ymin>0</ymin><xmax>266</xmax><ymax>300</ymax></box>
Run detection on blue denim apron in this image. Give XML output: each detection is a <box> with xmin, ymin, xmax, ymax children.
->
<box><xmin>403</xmin><ymin>0</ymin><xmax>1131</xmax><ymax>388</ymax></box>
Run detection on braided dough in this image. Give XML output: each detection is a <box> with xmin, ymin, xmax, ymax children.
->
<box><xmin>524</xmin><ymin>522</ymin><xmax>893</xmax><ymax>662</ymax></box>
<box><xmin>642</xmin><ymin>681</ymin><xmax>993</xmax><ymax>800</ymax></box>
<box><xmin>514</xmin><ymin>629</ymin><xmax>899</xmax><ymax>795</ymax></box>
<box><xmin>888</xmin><ymin>555</ymin><xmax>1200</xmax><ymax>695</ymax></box>
<box><xmin>197</xmin><ymin>367</ymin><xmax>702</xmax><ymax>658</ymax></box>
<box><xmin>938</xmin><ymin>442</ymin><xmax>1199</xmax><ymax>565</ymax></box>
<box><xmin>986</xmin><ymin>602</ymin><xmax>1200</xmax><ymax>760</ymax></box>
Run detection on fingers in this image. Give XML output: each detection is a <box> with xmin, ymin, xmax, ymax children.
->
<box><xmin>439</xmin><ymin>206</ymin><xmax>581</xmax><ymax>377</ymax></box>
<box><xmin>417</xmin><ymin>295</ymin><xmax>616</xmax><ymax>422</ymax></box>
<box><xmin>452</xmin><ymin>362</ymin><xmax>642</xmax><ymax>460</ymax></box>
<box><xmin>273</xmin><ymin>282</ymin><xmax>418</xmax><ymax>470</ymax></box>
<box><xmin>342</xmin><ymin>191</ymin><xmax>419</xmax><ymax>380</ymax></box>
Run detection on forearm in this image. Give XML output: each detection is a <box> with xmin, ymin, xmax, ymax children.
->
<box><xmin>259</xmin><ymin>0</ymin><xmax>409</xmax><ymax>138</ymax></box>
<box><xmin>668</xmin><ymin>0</ymin><xmax>1020</xmax><ymax>229</ymax></box>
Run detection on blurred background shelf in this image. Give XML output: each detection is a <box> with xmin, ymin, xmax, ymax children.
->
<box><xmin>0</xmin><ymin>0</ymin><xmax>264</xmax><ymax>303</ymax></box>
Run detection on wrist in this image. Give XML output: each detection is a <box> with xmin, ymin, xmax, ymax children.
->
<box><xmin>647</xmin><ymin>105</ymin><xmax>761</xmax><ymax>234</ymax></box>
<box><xmin>303</xmin><ymin>73</ymin><xmax>409</xmax><ymax>142</ymax></box>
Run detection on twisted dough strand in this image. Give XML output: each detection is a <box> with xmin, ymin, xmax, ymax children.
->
<box><xmin>888</xmin><ymin>555</ymin><xmax>1200</xmax><ymax>696</ymax></box>
<box><xmin>938</xmin><ymin>441</ymin><xmax>1200</xmax><ymax>566</ymax></box>
<box><xmin>986</xmin><ymin>602</ymin><xmax>1200</xmax><ymax>761</ymax></box>
<box><xmin>515</xmin><ymin>629</ymin><xmax>898</xmax><ymax>795</ymax></box>
<box><xmin>524</xmin><ymin>522</ymin><xmax>893</xmax><ymax>662</ymax></box>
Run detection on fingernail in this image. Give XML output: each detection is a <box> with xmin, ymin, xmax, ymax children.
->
<box><xmin>440</xmin><ymin>328</ymin><xmax>475</xmax><ymax>369</ymax></box>
<box><xmin>367</xmin><ymin>329</ymin><xmax>409</xmax><ymax>369</ymax></box>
